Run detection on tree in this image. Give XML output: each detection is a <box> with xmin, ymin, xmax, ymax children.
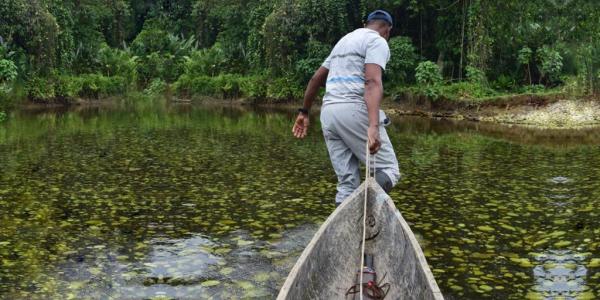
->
<box><xmin>0</xmin><ymin>0</ymin><xmax>59</xmax><ymax>74</ymax></box>
<box><xmin>518</xmin><ymin>47</ymin><xmax>533</xmax><ymax>85</ymax></box>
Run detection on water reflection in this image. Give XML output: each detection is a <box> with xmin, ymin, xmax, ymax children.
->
<box><xmin>48</xmin><ymin>225</ymin><xmax>319</xmax><ymax>299</ymax></box>
<box><xmin>531</xmin><ymin>250</ymin><xmax>590</xmax><ymax>299</ymax></box>
<box><xmin>549</xmin><ymin>176</ymin><xmax>571</xmax><ymax>184</ymax></box>
<box><xmin>546</xmin><ymin>176</ymin><xmax>574</xmax><ymax>206</ymax></box>
<box><xmin>126</xmin><ymin>235</ymin><xmax>219</xmax><ymax>299</ymax></box>
<box><xmin>123</xmin><ymin>225</ymin><xmax>319</xmax><ymax>299</ymax></box>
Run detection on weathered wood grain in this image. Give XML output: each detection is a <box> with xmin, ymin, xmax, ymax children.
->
<box><xmin>277</xmin><ymin>178</ymin><xmax>444</xmax><ymax>300</ymax></box>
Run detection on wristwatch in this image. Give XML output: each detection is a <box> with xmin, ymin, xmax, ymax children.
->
<box><xmin>298</xmin><ymin>108</ymin><xmax>309</xmax><ymax>115</ymax></box>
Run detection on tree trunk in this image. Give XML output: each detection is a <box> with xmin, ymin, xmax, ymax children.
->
<box><xmin>420</xmin><ymin>11</ymin><xmax>423</xmax><ymax>56</ymax></box>
<box><xmin>437</xmin><ymin>51</ymin><xmax>445</xmax><ymax>76</ymax></box>
<box><xmin>590</xmin><ymin>37</ymin><xmax>595</xmax><ymax>95</ymax></box>
<box><xmin>459</xmin><ymin>0</ymin><xmax>466</xmax><ymax>81</ymax></box>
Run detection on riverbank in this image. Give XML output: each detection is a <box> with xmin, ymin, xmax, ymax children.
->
<box><xmin>188</xmin><ymin>92</ymin><xmax>600</xmax><ymax>130</ymax></box>
<box><xmin>7</xmin><ymin>88</ymin><xmax>600</xmax><ymax>130</ymax></box>
<box><xmin>384</xmin><ymin>93</ymin><xmax>600</xmax><ymax>129</ymax></box>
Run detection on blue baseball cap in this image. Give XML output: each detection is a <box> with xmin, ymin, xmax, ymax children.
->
<box><xmin>367</xmin><ymin>10</ymin><xmax>393</xmax><ymax>27</ymax></box>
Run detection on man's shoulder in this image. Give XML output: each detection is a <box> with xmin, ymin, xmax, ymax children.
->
<box><xmin>339</xmin><ymin>29</ymin><xmax>380</xmax><ymax>49</ymax></box>
<box><xmin>339</xmin><ymin>28</ymin><xmax>365</xmax><ymax>43</ymax></box>
<box><xmin>369</xmin><ymin>33</ymin><xmax>388</xmax><ymax>45</ymax></box>
<box><xmin>348</xmin><ymin>28</ymin><xmax>378</xmax><ymax>39</ymax></box>
<box><xmin>355</xmin><ymin>29</ymin><xmax>387</xmax><ymax>48</ymax></box>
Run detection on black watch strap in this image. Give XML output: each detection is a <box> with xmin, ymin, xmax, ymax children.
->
<box><xmin>298</xmin><ymin>108</ymin><xmax>309</xmax><ymax>115</ymax></box>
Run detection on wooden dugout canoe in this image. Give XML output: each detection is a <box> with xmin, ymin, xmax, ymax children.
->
<box><xmin>277</xmin><ymin>178</ymin><xmax>444</xmax><ymax>299</ymax></box>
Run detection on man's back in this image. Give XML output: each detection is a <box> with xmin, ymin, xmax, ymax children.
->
<box><xmin>322</xmin><ymin>28</ymin><xmax>390</xmax><ymax>107</ymax></box>
<box><xmin>292</xmin><ymin>9</ymin><xmax>400</xmax><ymax>204</ymax></box>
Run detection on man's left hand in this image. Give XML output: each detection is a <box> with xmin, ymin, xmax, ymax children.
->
<box><xmin>292</xmin><ymin>113</ymin><xmax>310</xmax><ymax>138</ymax></box>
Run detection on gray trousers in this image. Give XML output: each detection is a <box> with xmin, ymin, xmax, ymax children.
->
<box><xmin>320</xmin><ymin>103</ymin><xmax>401</xmax><ymax>204</ymax></box>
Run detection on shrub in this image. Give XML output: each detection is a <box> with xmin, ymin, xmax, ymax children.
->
<box><xmin>492</xmin><ymin>74</ymin><xmax>516</xmax><ymax>91</ymax></box>
<box><xmin>294</xmin><ymin>39</ymin><xmax>332</xmax><ymax>83</ymax></box>
<box><xmin>26</xmin><ymin>77</ymin><xmax>56</xmax><ymax>101</ymax></box>
<box><xmin>131</xmin><ymin>25</ymin><xmax>197</xmax><ymax>84</ymax></box>
<box><xmin>520</xmin><ymin>84</ymin><xmax>546</xmax><ymax>94</ymax></box>
<box><xmin>465</xmin><ymin>66</ymin><xmax>487</xmax><ymax>84</ymax></box>
<box><xmin>96</xmin><ymin>44</ymin><xmax>138</xmax><ymax>80</ymax></box>
<box><xmin>537</xmin><ymin>46</ymin><xmax>563</xmax><ymax>84</ymax></box>
<box><xmin>79</xmin><ymin>74</ymin><xmax>127</xmax><ymax>98</ymax></box>
<box><xmin>174</xmin><ymin>75</ymin><xmax>220</xmax><ymax>97</ymax></box>
<box><xmin>0</xmin><ymin>111</ymin><xmax>6</xmax><ymax>122</ymax></box>
<box><xmin>183</xmin><ymin>45</ymin><xmax>227</xmax><ymax>77</ymax></box>
<box><xmin>174</xmin><ymin>73</ymin><xmax>296</xmax><ymax>101</ymax></box>
<box><xmin>517</xmin><ymin>47</ymin><xmax>533</xmax><ymax>66</ymax></box>
<box><xmin>178</xmin><ymin>44</ymin><xmax>268</xmax><ymax>98</ymax></box>
<box><xmin>0</xmin><ymin>59</ymin><xmax>18</xmax><ymax>83</ymax></box>
<box><xmin>387</xmin><ymin>36</ymin><xmax>419</xmax><ymax>84</ymax></box>
<box><xmin>173</xmin><ymin>74</ymin><xmax>192</xmax><ymax>96</ymax></box>
<box><xmin>55</xmin><ymin>75</ymin><xmax>83</xmax><ymax>99</ymax></box>
<box><xmin>144</xmin><ymin>78</ymin><xmax>168</xmax><ymax>95</ymax></box>
<box><xmin>131</xmin><ymin>27</ymin><xmax>174</xmax><ymax>56</ymax></box>
<box><xmin>266</xmin><ymin>76</ymin><xmax>303</xmax><ymax>101</ymax></box>
<box><xmin>560</xmin><ymin>75</ymin><xmax>586</xmax><ymax>96</ymax></box>
<box><xmin>213</xmin><ymin>74</ymin><xmax>241</xmax><ymax>98</ymax></box>
<box><xmin>137</xmin><ymin>52</ymin><xmax>186</xmax><ymax>85</ymax></box>
<box><xmin>238</xmin><ymin>75</ymin><xmax>267</xmax><ymax>99</ymax></box>
<box><xmin>415</xmin><ymin>61</ymin><xmax>442</xmax><ymax>86</ymax></box>
<box><xmin>415</xmin><ymin>61</ymin><xmax>443</xmax><ymax>99</ymax></box>
<box><xmin>0</xmin><ymin>59</ymin><xmax>18</xmax><ymax>93</ymax></box>
<box><xmin>26</xmin><ymin>74</ymin><xmax>128</xmax><ymax>101</ymax></box>
<box><xmin>439</xmin><ymin>82</ymin><xmax>496</xmax><ymax>100</ymax></box>
<box><xmin>172</xmin><ymin>74</ymin><xmax>192</xmax><ymax>96</ymax></box>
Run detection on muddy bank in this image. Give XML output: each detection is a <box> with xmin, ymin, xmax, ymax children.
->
<box><xmin>19</xmin><ymin>97</ymin><xmax>120</xmax><ymax>110</ymax></box>
<box><xmin>393</xmin><ymin>116</ymin><xmax>600</xmax><ymax>148</ymax></box>
<box><xmin>386</xmin><ymin>93</ymin><xmax>600</xmax><ymax>129</ymax></box>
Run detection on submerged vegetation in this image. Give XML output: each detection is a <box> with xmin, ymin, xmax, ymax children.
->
<box><xmin>0</xmin><ymin>0</ymin><xmax>598</xmax><ymax>105</ymax></box>
<box><xmin>1</xmin><ymin>105</ymin><xmax>600</xmax><ymax>298</ymax></box>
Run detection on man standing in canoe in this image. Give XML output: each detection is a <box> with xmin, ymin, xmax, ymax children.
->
<box><xmin>292</xmin><ymin>10</ymin><xmax>401</xmax><ymax>206</ymax></box>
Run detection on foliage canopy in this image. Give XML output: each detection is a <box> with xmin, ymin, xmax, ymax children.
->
<box><xmin>0</xmin><ymin>0</ymin><xmax>598</xmax><ymax>101</ymax></box>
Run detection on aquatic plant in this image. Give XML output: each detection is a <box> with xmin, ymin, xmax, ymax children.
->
<box><xmin>1</xmin><ymin>105</ymin><xmax>600</xmax><ymax>298</ymax></box>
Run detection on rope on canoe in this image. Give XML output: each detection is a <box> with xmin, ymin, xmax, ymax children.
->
<box><xmin>359</xmin><ymin>140</ymin><xmax>375</xmax><ymax>300</ymax></box>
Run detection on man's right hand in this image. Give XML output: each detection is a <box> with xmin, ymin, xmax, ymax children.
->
<box><xmin>368</xmin><ymin>125</ymin><xmax>381</xmax><ymax>154</ymax></box>
<box><xmin>292</xmin><ymin>113</ymin><xmax>310</xmax><ymax>139</ymax></box>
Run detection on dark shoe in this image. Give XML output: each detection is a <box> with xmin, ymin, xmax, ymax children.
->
<box><xmin>375</xmin><ymin>171</ymin><xmax>393</xmax><ymax>193</ymax></box>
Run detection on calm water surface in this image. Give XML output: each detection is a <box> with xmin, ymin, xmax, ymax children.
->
<box><xmin>0</xmin><ymin>102</ymin><xmax>599</xmax><ymax>299</ymax></box>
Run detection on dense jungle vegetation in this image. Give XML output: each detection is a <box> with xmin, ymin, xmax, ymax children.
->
<box><xmin>0</xmin><ymin>0</ymin><xmax>599</xmax><ymax>114</ymax></box>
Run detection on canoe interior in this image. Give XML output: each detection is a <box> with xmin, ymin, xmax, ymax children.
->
<box><xmin>278</xmin><ymin>178</ymin><xmax>443</xmax><ymax>299</ymax></box>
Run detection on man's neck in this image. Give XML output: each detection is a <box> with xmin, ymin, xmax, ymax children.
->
<box><xmin>365</xmin><ymin>26</ymin><xmax>382</xmax><ymax>36</ymax></box>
